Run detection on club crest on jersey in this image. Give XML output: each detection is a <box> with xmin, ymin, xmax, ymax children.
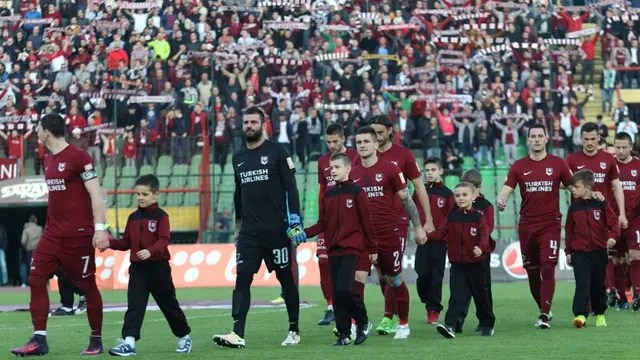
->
<box><xmin>632</xmin><ymin>170</ymin><xmax>638</xmax><ymax>177</ymax></box>
<box><xmin>594</xmin><ymin>210</ymin><xmax>601</xmax><ymax>221</ymax></box>
<box><xmin>470</xmin><ymin>227</ymin><xmax>477</xmax><ymax>236</ymax></box>
<box><xmin>58</xmin><ymin>162</ymin><xmax>66</xmax><ymax>172</ymax></box>
<box><xmin>437</xmin><ymin>198</ymin><xmax>445</xmax><ymax>208</ymax></box>
<box><xmin>148</xmin><ymin>220</ymin><xmax>157</xmax><ymax>233</ymax></box>
<box><xmin>261</xmin><ymin>156</ymin><xmax>269</xmax><ymax>165</ymax></box>
<box><xmin>375</xmin><ymin>173</ymin><xmax>383</xmax><ymax>182</ymax></box>
<box><xmin>546</xmin><ymin>168</ymin><xmax>553</xmax><ymax>176</ymax></box>
<box><xmin>346</xmin><ymin>199</ymin><xmax>353</xmax><ymax>208</ymax></box>
<box><xmin>600</xmin><ymin>162</ymin><xmax>607</xmax><ymax>170</ymax></box>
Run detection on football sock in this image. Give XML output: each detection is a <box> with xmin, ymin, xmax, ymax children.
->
<box><xmin>394</xmin><ymin>283</ymin><xmax>410</xmax><ymax>325</ymax></box>
<box><xmin>276</xmin><ymin>266</ymin><xmax>300</xmax><ymax>333</ymax></box>
<box><xmin>124</xmin><ymin>337</ymin><xmax>135</xmax><ymax>348</ymax></box>
<box><xmin>539</xmin><ymin>265</ymin><xmax>556</xmax><ymax>314</ymax></box>
<box><xmin>355</xmin><ymin>280</ymin><xmax>365</xmax><ymax>302</ymax></box>
<box><xmin>605</xmin><ymin>260</ymin><xmax>615</xmax><ymax>291</ymax></box>
<box><xmin>79</xmin><ymin>278</ymin><xmax>103</xmax><ymax>337</ymax></box>
<box><xmin>33</xmin><ymin>331</ymin><xmax>47</xmax><ymax>337</ymax></box>
<box><xmin>319</xmin><ymin>258</ymin><xmax>333</xmax><ymax>306</ymax></box>
<box><xmin>29</xmin><ymin>275</ymin><xmax>50</xmax><ymax>333</ymax></box>
<box><xmin>379</xmin><ymin>281</ymin><xmax>386</xmax><ymax>298</ymax></box>
<box><xmin>614</xmin><ymin>264</ymin><xmax>627</xmax><ymax>301</ymax></box>
<box><xmin>232</xmin><ymin>273</ymin><xmax>253</xmax><ymax>338</ymax></box>
<box><xmin>525</xmin><ymin>268</ymin><xmax>542</xmax><ymax>309</ymax></box>
<box><xmin>383</xmin><ymin>285</ymin><xmax>397</xmax><ymax>320</ymax></box>
<box><xmin>631</xmin><ymin>261</ymin><xmax>640</xmax><ymax>296</ymax></box>
<box><xmin>328</xmin><ymin>304</ymin><xmax>333</xmax><ymax>311</ymax></box>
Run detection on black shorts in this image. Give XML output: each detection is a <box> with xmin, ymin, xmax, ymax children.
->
<box><xmin>236</xmin><ymin>235</ymin><xmax>295</xmax><ymax>275</ymax></box>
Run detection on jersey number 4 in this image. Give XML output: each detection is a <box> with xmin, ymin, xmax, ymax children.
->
<box><xmin>273</xmin><ymin>247</ymin><xmax>289</xmax><ymax>265</ymax></box>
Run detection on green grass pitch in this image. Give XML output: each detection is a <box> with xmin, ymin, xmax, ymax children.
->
<box><xmin>0</xmin><ymin>282</ymin><xmax>638</xmax><ymax>359</ymax></box>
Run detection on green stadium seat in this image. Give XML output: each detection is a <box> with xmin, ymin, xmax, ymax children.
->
<box><xmin>104</xmin><ymin>166</ymin><xmax>116</xmax><ymax>179</ymax></box>
<box><xmin>119</xmin><ymin>177</ymin><xmax>136</xmax><ymax>191</ymax></box>
<box><xmin>462</xmin><ymin>156</ymin><xmax>475</xmax><ymax>169</ymax></box>
<box><xmin>105</xmin><ymin>195</ymin><xmax>115</xmax><ymax>207</ymax></box>
<box><xmin>308</xmin><ymin>161</ymin><xmax>319</xmax><ymax>173</ymax></box>
<box><xmin>172</xmin><ymin>164</ymin><xmax>189</xmax><ymax>186</ymax></box>
<box><xmin>116</xmin><ymin>194</ymin><xmax>132</xmax><ymax>208</ymax></box>
<box><xmin>158</xmin><ymin>175</ymin><xmax>170</xmax><ymax>189</ymax></box>
<box><xmin>184</xmin><ymin>191</ymin><xmax>200</xmax><ymax>206</ymax></box>
<box><xmin>165</xmin><ymin>192</ymin><xmax>183</xmax><ymax>207</ymax></box>
<box><xmin>191</xmin><ymin>154</ymin><xmax>202</xmax><ymax>167</ymax></box>
<box><xmin>121</xmin><ymin>166</ymin><xmax>136</xmax><ymax>178</ymax></box>
<box><xmin>102</xmin><ymin>174</ymin><xmax>116</xmax><ymax>190</ymax></box>
<box><xmin>139</xmin><ymin>164</ymin><xmax>154</xmax><ymax>177</ymax></box>
<box><xmin>95</xmin><ymin>165</ymin><xmax>103</xmax><ymax>179</ymax></box>
<box><xmin>157</xmin><ymin>193</ymin><xmax>167</xmax><ymax>206</ymax></box>
<box><xmin>444</xmin><ymin>175</ymin><xmax>459</xmax><ymax>190</ymax></box>
<box><xmin>156</xmin><ymin>156</ymin><xmax>173</xmax><ymax>177</ymax></box>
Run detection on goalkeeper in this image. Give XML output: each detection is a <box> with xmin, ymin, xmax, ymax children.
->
<box><xmin>213</xmin><ymin>107</ymin><xmax>304</xmax><ymax>349</ymax></box>
<box><xmin>302</xmin><ymin>152</ymin><xmax>378</xmax><ymax>346</ymax></box>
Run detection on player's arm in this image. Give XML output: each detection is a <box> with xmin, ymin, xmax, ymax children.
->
<box><xmin>278</xmin><ymin>150</ymin><xmax>301</xmax><ymax>220</ymax></box>
<box><xmin>355</xmin><ymin>189</ymin><xmax>377</xmax><ymax>254</ymax></box>
<box><xmin>497</xmin><ymin>165</ymin><xmax>518</xmax><ymax>210</ymax></box>
<box><xmin>407</xmin><ymin>156</ymin><xmax>434</xmax><ymax>230</ymax></box>
<box><xmin>560</xmin><ymin>160</ymin><xmax>573</xmax><ymax>189</ymax></box>
<box><xmin>611</xmin><ymin>178</ymin><xmax>626</xmax><ymax>220</ymax></box>
<box><xmin>397</xmin><ymin>187</ymin><xmax>421</xmax><ymax>230</ymax></box>
<box><xmin>84</xmin><ymin>177</ymin><xmax>106</xmax><ymax>225</ymax></box>
<box><xmin>148</xmin><ymin>214</ymin><xmax>170</xmax><ymax>257</ymax></box>
<box><xmin>605</xmin><ymin>201</ymin><xmax>621</xmax><ymax>241</ymax></box>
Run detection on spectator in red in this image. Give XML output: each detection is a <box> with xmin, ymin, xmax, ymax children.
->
<box><xmin>558</xmin><ymin>7</ymin><xmax>590</xmax><ymax>34</ymax></box>
<box><xmin>107</xmin><ymin>42</ymin><xmax>129</xmax><ymax>71</ymax></box>
<box><xmin>124</xmin><ymin>131</ymin><xmax>137</xmax><ymax>167</ymax></box>
<box><xmin>191</xmin><ymin>103</ymin><xmax>207</xmax><ymax>154</ymax></box>
<box><xmin>136</xmin><ymin>119</ymin><xmax>157</xmax><ymax>167</ymax></box>
<box><xmin>65</xmin><ymin>107</ymin><xmax>87</xmax><ymax>131</ymax></box>
<box><xmin>580</xmin><ymin>30</ymin><xmax>601</xmax><ymax>90</ymax></box>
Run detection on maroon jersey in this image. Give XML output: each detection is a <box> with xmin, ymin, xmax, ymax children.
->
<box><xmin>615</xmin><ymin>158</ymin><xmax>640</xmax><ymax>220</ymax></box>
<box><xmin>566</xmin><ymin>150</ymin><xmax>619</xmax><ymax>202</ymax></box>
<box><xmin>351</xmin><ymin>159</ymin><xmax>408</xmax><ymax>239</ymax></box>
<box><xmin>44</xmin><ymin>145</ymin><xmax>97</xmax><ymax>238</ymax></box>
<box><xmin>317</xmin><ymin>148</ymin><xmax>359</xmax><ymax>188</ymax></box>
<box><xmin>414</xmin><ymin>182</ymin><xmax>454</xmax><ymax>236</ymax></box>
<box><xmin>354</xmin><ymin>144</ymin><xmax>421</xmax><ymax>225</ymax></box>
<box><xmin>504</xmin><ymin>154</ymin><xmax>572</xmax><ymax>229</ymax></box>
<box><xmin>565</xmin><ymin>200</ymin><xmax>620</xmax><ymax>254</ymax></box>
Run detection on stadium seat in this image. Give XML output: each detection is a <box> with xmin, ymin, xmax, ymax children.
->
<box><xmin>158</xmin><ymin>175</ymin><xmax>170</xmax><ymax>189</ymax></box>
<box><xmin>172</xmin><ymin>164</ymin><xmax>189</xmax><ymax>186</ymax></box>
<box><xmin>121</xmin><ymin>166</ymin><xmax>136</xmax><ymax>178</ymax></box>
<box><xmin>104</xmin><ymin>166</ymin><xmax>116</xmax><ymax>180</ymax></box>
<box><xmin>95</xmin><ymin>165</ymin><xmax>103</xmax><ymax>180</ymax></box>
<box><xmin>116</xmin><ymin>194</ymin><xmax>132</xmax><ymax>208</ymax></box>
<box><xmin>139</xmin><ymin>164</ymin><xmax>154</xmax><ymax>177</ymax></box>
<box><xmin>462</xmin><ymin>156</ymin><xmax>475</xmax><ymax>170</ymax></box>
<box><xmin>190</xmin><ymin>154</ymin><xmax>202</xmax><ymax>168</ymax></box>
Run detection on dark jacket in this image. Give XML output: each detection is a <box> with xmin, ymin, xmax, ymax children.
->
<box><xmin>109</xmin><ymin>203</ymin><xmax>171</xmax><ymax>262</ymax></box>
<box><xmin>427</xmin><ymin>208</ymin><xmax>490</xmax><ymax>263</ymax></box>
<box><xmin>306</xmin><ymin>180</ymin><xmax>377</xmax><ymax>257</ymax></box>
<box><xmin>565</xmin><ymin>200</ymin><xmax>620</xmax><ymax>255</ymax></box>
<box><xmin>473</xmin><ymin>193</ymin><xmax>496</xmax><ymax>252</ymax></box>
<box><xmin>414</xmin><ymin>181</ymin><xmax>454</xmax><ymax>241</ymax></box>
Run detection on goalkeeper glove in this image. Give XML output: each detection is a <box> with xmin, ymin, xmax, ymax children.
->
<box><xmin>287</xmin><ymin>214</ymin><xmax>307</xmax><ymax>244</ymax></box>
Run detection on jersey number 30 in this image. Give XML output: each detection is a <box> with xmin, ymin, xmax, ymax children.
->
<box><xmin>273</xmin><ymin>247</ymin><xmax>289</xmax><ymax>265</ymax></box>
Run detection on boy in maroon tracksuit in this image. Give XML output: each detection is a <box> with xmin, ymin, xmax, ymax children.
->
<box><xmin>107</xmin><ymin>175</ymin><xmax>192</xmax><ymax>356</ymax></box>
<box><xmin>413</xmin><ymin>157</ymin><xmax>454</xmax><ymax>324</ymax></box>
<box><xmin>429</xmin><ymin>182</ymin><xmax>495</xmax><ymax>339</ymax></box>
<box><xmin>565</xmin><ymin>170</ymin><xmax>620</xmax><ymax>329</ymax></box>
<box><xmin>458</xmin><ymin>169</ymin><xmax>496</xmax><ymax>333</ymax></box>
<box><xmin>305</xmin><ymin>153</ymin><xmax>378</xmax><ymax>347</ymax></box>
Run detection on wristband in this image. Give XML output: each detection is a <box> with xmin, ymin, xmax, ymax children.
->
<box><xmin>95</xmin><ymin>223</ymin><xmax>105</xmax><ymax>231</ymax></box>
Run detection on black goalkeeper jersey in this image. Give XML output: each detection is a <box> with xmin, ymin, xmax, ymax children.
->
<box><xmin>233</xmin><ymin>140</ymin><xmax>301</xmax><ymax>245</ymax></box>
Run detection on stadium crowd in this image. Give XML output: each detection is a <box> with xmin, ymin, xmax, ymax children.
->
<box><xmin>0</xmin><ymin>0</ymin><xmax>638</xmax><ymax>174</ymax></box>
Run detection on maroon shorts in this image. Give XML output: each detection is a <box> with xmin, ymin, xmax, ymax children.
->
<box><xmin>375</xmin><ymin>229</ymin><xmax>407</xmax><ymax>276</ymax></box>
<box><xmin>518</xmin><ymin>222</ymin><xmax>562</xmax><ymax>268</ymax></box>
<box><xmin>30</xmin><ymin>234</ymin><xmax>96</xmax><ymax>282</ymax></box>
<box><xmin>356</xmin><ymin>252</ymin><xmax>371</xmax><ymax>273</ymax></box>
<box><xmin>623</xmin><ymin>217</ymin><xmax>640</xmax><ymax>252</ymax></box>
<box><xmin>316</xmin><ymin>235</ymin><xmax>327</xmax><ymax>257</ymax></box>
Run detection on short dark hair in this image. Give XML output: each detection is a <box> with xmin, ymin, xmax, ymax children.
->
<box><xmin>326</xmin><ymin>123</ymin><xmax>345</xmax><ymax>137</ymax></box>
<box><xmin>243</xmin><ymin>106</ymin><xmax>266</xmax><ymax>124</ymax></box>
<box><xmin>135</xmin><ymin>174</ymin><xmax>160</xmax><ymax>193</ymax></box>
<box><xmin>423</xmin><ymin>156</ymin><xmax>442</xmax><ymax>169</ymax></box>
<box><xmin>356</xmin><ymin>126</ymin><xmax>377</xmax><ymax>140</ymax></box>
<box><xmin>330</xmin><ymin>152</ymin><xmax>351</xmax><ymax>166</ymax></box>
<box><xmin>369</xmin><ymin>114</ymin><xmax>394</xmax><ymax>128</ymax></box>
<box><xmin>615</xmin><ymin>132</ymin><xmax>633</xmax><ymax>144</ymax></box>
<box><xmin>580</xmin><ymin>122</ymin><xmax>599</xmax><ymax>135</ymax></box>
<box><xmin>571</xmin><ymin>169</ymin><xmax>595</xmax><ymax>189</ymax></box>
<box><xmin>39</xmin><ymin>113</ymin><xmax>66</xmax><ymax>138</ymax></box>
<box><xmin>461</xmin><ymin>169</ymin><xmax>482</xmax><ymax>188</ymax></box>
<box><xmin>527</xmin><ymin>123</ymin><xmax>547</xmax><ymax>137</ymax></box>
<box><xmin>455</xmin><ymin>181</ymin><xmax>475</xmax><ymax>192</ymax></box>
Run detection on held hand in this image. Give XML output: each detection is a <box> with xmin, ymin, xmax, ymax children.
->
<box><xmin>591</xmin><ymin>191</ymin><xmax>605</xmax><ymax>201</ymax></box>
<box><xmin>607</xmin><ymin>238</ymin><xmax>617</xmax><ymax>248</ymax></box>
<box><xmin>473</xmin><ymin>246</ymin><xmax>482</xmax><ymax>257</ymax></box>
<box><xmin>137</xmin><ymin>249</ymin><xmax>151</xmax><ymax>260</ymax></box>
<box><xmin>414</xmin><ymin>227</ymin><xmax>427</xmax><ymax>245</ymax></box>
<box><xmin>497</xmin><ymin>194</ymin><xmax>507</xmax><ymax>212</ymax></box>
<box><xmin>566</xmin><ymin>254</ymin><xmax>572</xmax><ymax>265</ymax></box>
<box><xmin>619</xmin><ymin>215</ymin><xmax>628</xmax><ymax>229</ymax></box>
<box><xmin>369</xmin><ymin>253</ymin><xmax>378</xmax><ymax>264</ymax></box>
<box><xmin>93</xmin><ymin>231</ymin><xmax>109</xmax><ymax>252</ymax></box>
<box><xmin>423</xmin><ymin>220</ymin><xmax>436</xmax><ymax>234</ymax></box>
